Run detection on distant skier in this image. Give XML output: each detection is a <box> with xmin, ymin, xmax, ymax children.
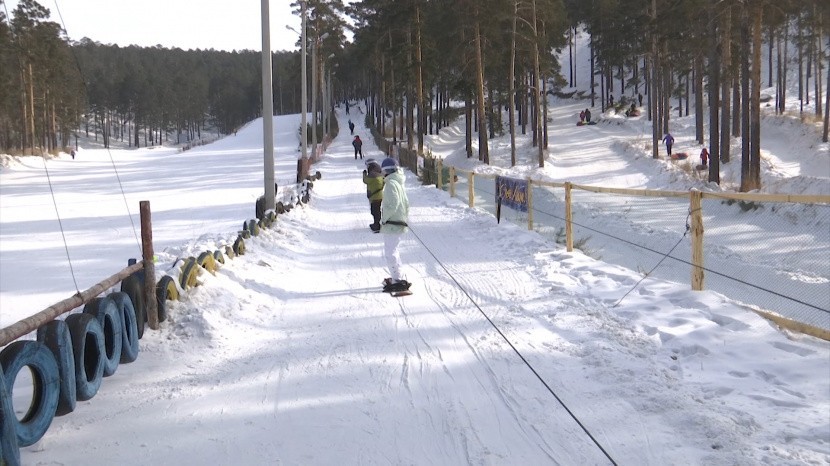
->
<box><xmin>700</xmin><ymin>147</ymin><xmax>709</xmax><ymax>167</ymax></box>
<box><xmin>662</xmin><ymin>133</ymin><xmax>675</xmax><ymax>156</ymax></box>
<box><xmin>352</xmin><ymin>135</ymin><xmax>363</xmax><ymax>160</ymax></box>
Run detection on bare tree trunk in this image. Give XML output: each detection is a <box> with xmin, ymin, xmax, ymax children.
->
<box><xmin>720</xmin><ymin>4</ymin><xmax>731</xmax><ymax>165</ymax></box>
<box><xmin>740</xmin><ymin>6</ymin><xmax>752</xmax><ymax>192</ymax></box>
<box><xmin>651</xmin><ymin>0</ymin><xmax>659</xmax><ymax>158</ymax></box>
<box><xmin>465</xmin><ymin>92</ymin><xmax>473</xmax><ymax>157</ymax></box>
<box><xmin>414</xmin><ymin>1</ymin><xmax>425</xmax><ymax>155</ymax></box>
<box><xmin>750</xmin><ymin>3</ymin><xmax>763</xmax><ymax>190</ymax></box>
<box><xmin>509</xmin><ymin>0</ymin><xmax>518</xmax><ymax>166</ymax></box>
<box><xmin>531</xmin><ymin>0</ymin><xmax>543</xmax><ymax>167</ymax></box>
<box><xmin>695</xmin><ymin>56</ymin><xmax>704</xmax><ymax>143</ymax></box>
<box><xmin>473</xmin><ymin>6</ymin><xmax>489</xmax><ymax>164</ymax></box>
<box><xmin>708</xmin><ymin>1</ymin><xmax>721</xmax><ymax>183</ymax></box>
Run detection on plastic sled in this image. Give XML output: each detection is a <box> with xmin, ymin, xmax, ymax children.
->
<box><xmin>670</xmin><ymin>152</ymin><xmax>688</xmax><ymax>160</ymax></box>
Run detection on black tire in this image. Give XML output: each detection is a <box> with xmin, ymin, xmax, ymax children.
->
<box><xmin>121</xmin><ymin>273</ymin><xmax>146</xmax><ymax>339</ymax></box>
<box><xmin>109</xmin><ymin>292</ymin><xmax>139</xmax><ymax>363</ymax></box>
<box><xmin>36</xmin><ymin>320</ymin><xmax>76</xmax><ymax>416</ymax></box>
<box><xmin>0</xmin><ymin>341</ymin><xmax>59</xmax><ymax>447</ymax></box>
<box><xmin>0</xmin><ymin>366</ymin><xmax>20</xmax><ymax>465</ymax></box>
<box><xmin>65</xmin><ymin>313</ymin><xmax>104</xmax><ymax>402</ymax></box>
<box><xmin>155</xmin><ymin>275</ymin><xmax>179</xmax><ymax>323</ymax></box>
<box><xmin>83</xmin><ymin>297</ymin><xmax>122</xmax><ymax>377</ymax></box>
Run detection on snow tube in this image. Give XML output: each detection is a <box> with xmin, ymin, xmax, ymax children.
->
<box><xmin>696</xmin><ymin>164</ymin><xmax>708</xmax><ymax>171</ymax></box>
<box><xmin>0</xmin><ymin>366</ymin><xmax>20</xmax><ymax>466</ymax></box>
<box><xmin>109</xmin><ymin>292</ymin><xmax>140</xmax><ymax>363</ymax></box>
<box><xmin>576</xmin><ymin>121</ymin><xmax>586</xmax><ymax>126</ymax></box>
<box><xmin>0</xmin><ymin>341</ymin><xmax>59</xmax><ymax>447</ymax></box>
<box><xmin>65</xmin><ymin>313</ymin><xmax>104</xmax><ymax>401</ymax></box>
<box><xmin>670</xmin><ymin>152</ymin><xmax>688</xmax><ymax>160</ymax></box>
<box><xmin>36</xmin><ymin>320</ymin><xmax>76</xmax><ymax>416</ymax></box>
<box><xmin>83</xmin><ymin>297</ymin><xmax>122</xmax><ymax>377</ymax></box>
<box><xmin>121</xmin><ymin>273</ymin><xmax>146</xmax><ymax>339</ymax></box>
<box><xmin>156</xmin><ymin>275</ymin><xmax>178</xmax><ymax>323</ymax></box>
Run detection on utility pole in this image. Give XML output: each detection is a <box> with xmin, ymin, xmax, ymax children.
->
<box><xmin>261</xmin><ymin>0</ymin><xmax>275</xmax><ymax>210</ymax></box>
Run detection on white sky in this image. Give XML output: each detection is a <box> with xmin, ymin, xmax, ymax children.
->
<box><xmin>2</xmin><ymin>0</ymin><xmax>306</xmax><ymax>52</ymax></box>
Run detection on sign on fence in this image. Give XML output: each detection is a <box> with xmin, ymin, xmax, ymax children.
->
<box><xmin>495</xmin><ymin>176</ymin><xmax>529</xmax><ymax>213</ymax></box>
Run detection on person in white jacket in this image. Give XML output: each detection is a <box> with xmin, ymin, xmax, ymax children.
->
<box><xmin>380</xmin><ymin>157</ymin><xmax>410</xmax><ymax>292</ymax></box>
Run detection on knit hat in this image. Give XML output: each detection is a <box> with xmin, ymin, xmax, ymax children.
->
<box><xmin>381</xmin><ymin>157</ymin><xmax>399</xmax><ymax>174</ymax></box>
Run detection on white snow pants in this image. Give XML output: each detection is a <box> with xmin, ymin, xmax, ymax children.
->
<box><xmin>383</xmin><ymin>234</ymin><xmax>402</xmax><ymax>281</ymax></box>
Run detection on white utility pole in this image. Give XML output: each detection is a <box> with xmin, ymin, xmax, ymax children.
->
<box><xmin>261</xmin><ymin>0</ymin><xmax>275</xmax><ymax>210</ymax></box>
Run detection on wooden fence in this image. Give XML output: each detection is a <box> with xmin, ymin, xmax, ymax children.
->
<box><xmin>429</xmin><ymin>159</ymin><xmax>830</xmax><ymax>341</ymax></box>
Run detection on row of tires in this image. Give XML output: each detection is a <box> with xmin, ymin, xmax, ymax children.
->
<box><xmin>0</xmin><ymin>179</ymin><xmax>319</xmax><ymax>464</ymax></box>
<box><xmin>0</xmin><ymin>268</ymin><xmax>177</xmax><ymax>465</ymax></box>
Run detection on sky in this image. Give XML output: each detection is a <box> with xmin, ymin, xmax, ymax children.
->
<box><xmin>2</xmin><ymin>0</ymin><xmax>307</xmax><ymax>52</ymax></box>
<box><xmin>0</xmin><ymin>24</ymin><xmax>828</xmax><ymax>466</ymax></box>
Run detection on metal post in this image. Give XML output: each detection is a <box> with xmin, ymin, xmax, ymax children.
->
<box><xmin>261</xmin><ymin>0</ymin><xmax>275</xmax><ymax>210</ymax></box>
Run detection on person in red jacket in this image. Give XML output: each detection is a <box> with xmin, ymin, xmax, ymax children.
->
<box><xmin>352</xmin><ymin>135</ymin><xmax>363</xmax><ymax>160</ymax></box>
<box><xmin>700</xmin><ymin>147</ymin><xmax>709</xmax><ymax>167</ymax></box>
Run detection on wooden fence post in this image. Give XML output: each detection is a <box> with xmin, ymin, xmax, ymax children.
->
<box><xmin>436</xmin><ymin>158</ymin><xmax>443</xmax><ymax>190</ymax></box>
<box><xmin>565</xmin><ymin>182</ymin><xmax>573</xmax><ymax>252</ymax></box>
<box><xmin>140</xmin><ymin>201</ymin><xmax>159</xmax><ymax>329</ymax></box>
<box><xmin>449</xmin><ymin>167</ymin><xmax>456</xmax><ymax>198</ymax></box>
<box><xmin>527</xmin><ymin>179</ymin><xmax>533</xmax><ymax>230</ymax></box>
<box><xmin>468</xmin><ymin>172</ymin><xmax>475</xmax><ymax>208</ymax></box>
<box><xmin>690</xmin><ymin>190</ymin><xmax>704</xmax><ymax>291</ymax></box>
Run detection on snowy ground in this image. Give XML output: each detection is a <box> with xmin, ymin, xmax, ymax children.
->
<box><xmin>0</xmin><ymin>103</ymin><xmax>828</xmax><ymax>464</ymax></box>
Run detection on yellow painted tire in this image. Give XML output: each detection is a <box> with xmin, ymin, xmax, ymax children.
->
<box><xmin>197</xmin><ymin>251</ymin><xmax>217</xmax><ymax>273</ymax></box>
<box><xmin>155</xmin><ymin>275</ymin><xmax>178</xmax><ymax>323</ymax></box>
<box><xmin>224</xmin><ymin>245</ymin><xmax>235</xmax><ymax>259</ymax></box>
<box><xmin>233</xmin><ymin>236</ymin><xmax>246</xmax><ymax>256</ymax></box>
<box><xmin>180</xmin><ymin>258</ymin><xmax>200</xmax><ymax>290</ymax></box>
<box><xmin>248</xmin><ymin>219</ymin><xmax>260</xmax><ymax>236</ymax></box>
<box><xmin>213</xmin><ymin>250</ymin><xmax>225</xmax><ymax>264</ymax></box>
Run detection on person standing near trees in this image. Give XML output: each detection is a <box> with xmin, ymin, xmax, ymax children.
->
<box><xmin>662</xmin><ymin>133</ymin><xmax>675</xmax><ymax>156</ymax></box>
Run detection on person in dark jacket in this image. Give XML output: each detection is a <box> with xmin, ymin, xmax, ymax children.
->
<box><xmin>662</xmin><ymin>133</ymin><xmax>675</xmax><ymax>156</ymax></box>
<box><xmin>363</xmin><ymin>160</ymin><xmax>384</xmax><ymax>232</ymax></box>
<box><xmin>584</xmin><ymin>109</ymin><xmax>592</xmax><ymax>123</ymax></box>
<box><xmin>348</xmin><ymin>120</ymin><xmax>355</xmax><ymax>135</ymax></box>
<box><xmin>352</xmin><ymin>135</ymin><xmax>363</xmax><ymax>160</ymax></box>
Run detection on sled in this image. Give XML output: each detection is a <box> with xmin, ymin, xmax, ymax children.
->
<box><xmin>670</xmin><ymin>152</ymin><xmax>688</xmax><ymax>160</ymax></box>
<box><xmin>695</xmin><ymin>164</ymin><xmax>708</xmax><ymax>171</ymax></box>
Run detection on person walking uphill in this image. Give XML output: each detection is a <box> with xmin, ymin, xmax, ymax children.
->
<box><xmin>363</xmin><ymin>160</ymin><xmax>384</xmax><ymax>233</ymax></box>
<box><xmin>353</xmin><ymin>135</ymin><xmax>363</xmax><ymax>160</ymax></box>
<box><xmin>379</xmin><ymin>158</ymin><xmax>411</xmax><ymax>293</ymax></box>
<box><xmin>662</xmin><ymin>132</ymin><xmax>675</xmax><ymax>156</ymax></box>
<box><xmin>348</xmin><ymin>120</ymin><xmax>355</xmax><ymax>135</ymax></box>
